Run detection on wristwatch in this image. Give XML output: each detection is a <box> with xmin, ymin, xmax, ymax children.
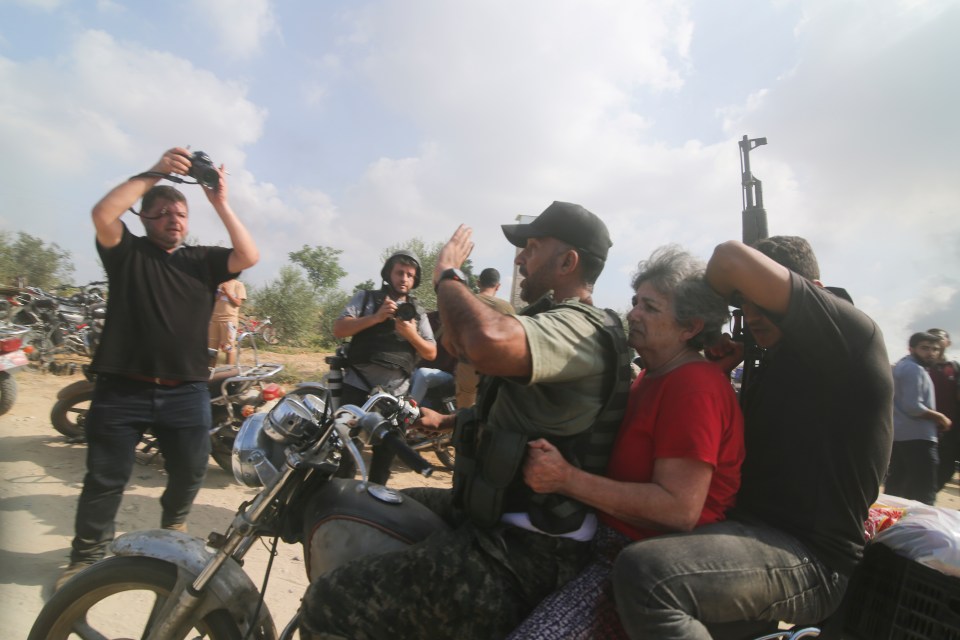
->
<box><xmin>435</xmin><ymin>268</ymin><xmax>468</xmax><ymax>292</ymax></box>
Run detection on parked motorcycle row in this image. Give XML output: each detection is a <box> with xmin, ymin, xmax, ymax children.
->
<box><xmin>5</xmin><ymin>281</ymin><xmax>107</xmax><ymax>367</ymax></box>
<box><xmin>48</xmin><ymin>337</ymin><xmax>455</xmax><ymax>476</ymax></box>
<box><xmin>0</xmin><ymin>281</ymin><xmax>108</xmax><ymax>417</ymax></box>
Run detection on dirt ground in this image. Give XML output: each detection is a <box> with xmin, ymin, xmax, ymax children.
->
<box><xmin>0</xmin><ymin>351</ymin><xmax>453</xmax><ymax>639</ymax></box>
<box><xmin>2</xmin><ymin>352</ymin><xmax>959</xmax><ymax>639</ymax></box>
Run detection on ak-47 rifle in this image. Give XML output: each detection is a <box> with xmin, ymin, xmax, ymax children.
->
<box><xmin>735</xmin><ymin>135</ymin><xmax>768</xmax><ymax>399</ymax></box>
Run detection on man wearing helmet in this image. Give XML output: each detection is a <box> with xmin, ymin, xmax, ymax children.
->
<box><xmin>332</xmin><ymin>249</ymin><xmax>437</xmax><ymax>484</ymax></box>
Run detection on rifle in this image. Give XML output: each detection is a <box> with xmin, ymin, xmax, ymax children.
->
<box><xmin>735</xmin><ymin>135</ymin><xmax>768</xmax><ymax>400</ymax></box>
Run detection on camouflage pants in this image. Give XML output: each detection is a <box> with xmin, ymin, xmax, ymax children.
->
<box><xmin>300</xmin><ymin>487</ymin><xmax>590</xmax><ymax>640</ymax></box>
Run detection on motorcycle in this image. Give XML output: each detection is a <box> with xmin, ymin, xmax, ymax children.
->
<box><xmin>49</xmin><ymin>331</ymin><xmax>290</xmax><ymax>472</ymax></box>
<box><xmin>320</xmin><ymin>343</ymin><xmax>457</xmax><ymax>470</ymax></box>
<box><xmin>0</xmin><ymin>324</ymin><xmax>30</xmax><ymax>416</ymax></box>
<box><xmin>11</xmin><ymin>282</ymin><xmax>107</xmax><ymax>366</ymax></box>
<box><xmin>240</xmin><ymin>314</ymin><xmax>281</xmax><ymax>345</ymax></box>
<box><xmin>29</xmin><ymin>390</ymin><xmax>443</xmax><ymax>640</ymax></box>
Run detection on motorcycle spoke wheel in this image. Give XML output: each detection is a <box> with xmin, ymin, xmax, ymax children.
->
<box><xmin>210</xmin><ymin>435</ymin><xmax>235</xmax><ymax>474</ymax></box>
<box><xmin>434</xmin><ymin>440</ymin><xmax>456</xmax><ymax>470</ymax></box>
<box><xmin>0</xmin><ymin>371</ymin><xmax>17</xmax><ymax>416</ymax></box>
<box><xmin>50</xmin><ymin>390</ymin><xmax>93</xmax><ymax>439</ymax></box>
<box><xmin>28</xmin><ymin>556</ymin><xmax>241</xmax><ymax>640</ymax></box>
<box><xmin>259</xmin><ymin>326</ymin><xmax>279</xmax><ymax>345</ymax></box>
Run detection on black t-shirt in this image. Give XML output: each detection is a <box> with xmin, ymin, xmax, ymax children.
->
<box><xmin>90</xmin><ymin>224</ymin><xmax>236</xmax><ymax>381</ymax></box>
<box><xmin>734</xmin><ymin>272</ymin><xmax>893</xmax><ymax>576</ymax></box>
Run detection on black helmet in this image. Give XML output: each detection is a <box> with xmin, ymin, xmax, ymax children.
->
<box><xmin>381</xmin><ymin>250</ymin><xmax>422</xmax><ymax>289</ymax></box>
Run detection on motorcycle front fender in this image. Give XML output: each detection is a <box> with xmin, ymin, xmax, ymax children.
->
<box><xmin>112</xmin><ymin>529</ymin><xmax>279</xmax><ymax>640</ymax></box>
<box><xmin>55</xmin><ymin>378</ymin><xmax>95</xmax><ymax>401</ymax></box>
<box><xmin>290</xmin><ymin>382</ymin><xmax>327</xmax><ymax>395</ymax></box>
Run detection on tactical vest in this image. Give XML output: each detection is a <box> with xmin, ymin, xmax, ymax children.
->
<box><xmin>345</xmin><ymin>288</ymin><xmax>425</xmax><ymax>377</ymax></box>
<box><xmin>451</xmin><ymin>296</ymin><xmax>631</xmax><ymax>534</ymax></box>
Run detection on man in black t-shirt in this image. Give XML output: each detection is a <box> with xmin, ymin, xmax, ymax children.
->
<box><xmin>613</xmin><ymin>236</ymin><xmax>893</xmax><ymax>638</ymax></box>
<box><xmin>56</xmin><ymin>147</ymin><xmax>258</xmax><ymax>590</ymax></box>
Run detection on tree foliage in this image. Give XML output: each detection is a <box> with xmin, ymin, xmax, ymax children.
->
<box><xmin>0</xmin><ymin>231</ymin><xmax>75</xmax><ymax>289</ymax></box>
<box><xmin>353</xmin><ymin>279</ymin><xmax>376</xmax><ymax>293</ymax></box>
<box><xmin>247</xmin><ymin>266</ymin><xmax>319</xmax><ymax>346</ymax></box>
<box><xmin>289</xmin><ymin>245</ymin><xmax>347</xmax><ymax>291</ymax></box>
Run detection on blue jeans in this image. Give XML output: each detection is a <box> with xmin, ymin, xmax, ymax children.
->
<box><xmin>409</xmin><ymin>367</ymin><xmax>455</xmax><ymax>405</ymax></box>
<box><xmin>611</xmin><ymin>520</ymin><xmax>847</xmax><ymax>640</ymax></box>
<box><xmin>70</xmin><ymin>375</ymin><xmax>212</xmax><ymax>563</ymax></box>
<box><xmin>886</xmin><ymin>439</ymin><xmax>939</xmax><ymax>505</ymax></box>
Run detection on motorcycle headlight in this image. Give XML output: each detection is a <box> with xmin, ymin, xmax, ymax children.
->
<box><xmin>232</xmin><ymin>413</ymin><xmax>281</xmax><ymax>487</ymax></box>
<box><xmin>263</xmin><ymin>397</ymin><xmax>315</xmax><ymax>444</ymax></box>
<box><xmin>296</xmin><ymin>393</ymin><xmax>328</xmax><ymax>422</ymax></box>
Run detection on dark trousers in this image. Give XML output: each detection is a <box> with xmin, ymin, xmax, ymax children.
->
<box><xmin>886</xmin><ymin>439</ymin><xmax>939</xmax><ymax>505</ymax></box>
<box><xmin>338</xmin><ymin>383</ymin><xmax>396</xmax><ymax>485</ymax></box>
<box><xmin>936</xmin><ymin>426</ymin><xmax>960</xmax><ymax>490</ymax></box>
<box><xmin>301</xmin><ymin>488</ymin><xmax>590</xmax><ymax>640</ymax></box>
<box><xmin>70</xmin><ymin>375</ymin><xmax>212</xmax><ymax>563</ymax></box>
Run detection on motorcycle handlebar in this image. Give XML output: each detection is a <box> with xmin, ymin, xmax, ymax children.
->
<box><xmin>381</xmin><ymin>430</ymin><xmax>434</xmax><ymax>477</ymax></box>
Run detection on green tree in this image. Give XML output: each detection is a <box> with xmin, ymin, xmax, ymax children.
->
<box><xmin>315</xmin><ymin>288</ymin><xmax>352</xmax><ymax>349</ymax></box>
<box><xmin>247</xmin><ymin>266</ymin><xmax>319</xmax><ymax>346</ymax></box>
<box><xmin>289</xmin><ymin>245</ymin><xmax>347</xmax><ymax>291</ymax></box>
<box><xmin>0</xmin><ymin>231</ymin><xmax>75</xmax><ymax>289</ymax></box>
<box><xmin>353</xmin><ymin>279</ymin><xmax>376</xmax><ymax>293</ymax></box>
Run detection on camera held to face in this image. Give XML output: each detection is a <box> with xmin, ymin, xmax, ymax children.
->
<box><xmin>395</xmin><ymin>302</ymin><xmax>418</xmax><ymax>322</ymax></box>
<box><xmin>188</xmin><ymin>151</ymin><xmax>220</xmax><ymax>190</ymax></box>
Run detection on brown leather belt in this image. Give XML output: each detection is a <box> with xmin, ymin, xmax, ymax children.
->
<box><xmin>125</xmin><ymin>373</ymin><xmax>184</xmax><ymax>387</ymax></box>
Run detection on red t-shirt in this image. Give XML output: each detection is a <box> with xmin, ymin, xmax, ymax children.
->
<box><xmin>599</xmin><ymin>361</ymin><xmax>745</xmax><ymax>541</ymax></box>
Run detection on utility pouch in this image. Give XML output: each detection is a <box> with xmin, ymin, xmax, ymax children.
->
<box><xmin>451</xmin><ymin>407</ymin><xmax>478</xmax><ymax>507</ymax></box>
<box><xmin>464</xmin><ymin>428</ymin><xmax>529</xmax><ymax>528</ymax></box>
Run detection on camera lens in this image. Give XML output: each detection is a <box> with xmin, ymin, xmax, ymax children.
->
<box><xmin>395</xmin><ymin>302</ymin><xmax>417</xmax><ymax>322</ymax></box>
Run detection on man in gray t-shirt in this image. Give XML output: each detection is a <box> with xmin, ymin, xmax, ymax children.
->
<box><xmin>887</xmin><ymin>331</ymin><xmax>952</xmax><ymax>504</ymax></box>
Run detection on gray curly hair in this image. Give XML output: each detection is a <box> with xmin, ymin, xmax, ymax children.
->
<box><xmin>631</xmin><ymin>245</ymin><xmax>730</xmax><ymax>350</ymax></box>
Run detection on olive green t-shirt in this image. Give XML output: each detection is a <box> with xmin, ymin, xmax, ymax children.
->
<box><xmin>484</xmin><ymin>297</ymin><xmax>609</xmax><ymax>438</ymax></box>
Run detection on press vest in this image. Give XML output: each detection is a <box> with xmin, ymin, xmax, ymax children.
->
<box><xmin>451</xmin><ymin>296</ymin><xmax>631</xmax><ymax>534</ymax></box>
<box><xmin>345</xmin><ymin>288</ymin><xmax>425</xmax><ymax>377</ymax></box>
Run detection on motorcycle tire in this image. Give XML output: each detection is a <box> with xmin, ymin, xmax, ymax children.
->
<box><xmin>210</xmin><ymin>436</ymin><xmax>235</xmax><ymax>474</ymax></box>
<box><xmin>0</xmin><ymin>371</ymin><xmax>16</xmax><ymax>416</ymax></box>
<box><xmin>28</xmin><ymin>556</ymin><xmax>242</xmax><ymax>640</ymax></box>
<box><xmin>260</xmin><ymin>325</ymin><xmax>280</xmax><ymax>345</ymax></box>
<box><xmin>50</xmin><ymin>389</ymin><xmax>94</xmax><ymax>438</ymax></box>
<box><xmin>433</xmin><ymin>441</ymin><xmax>455</xmax><ymax>470</ymax></box>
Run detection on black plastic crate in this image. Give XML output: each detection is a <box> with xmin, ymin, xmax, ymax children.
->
<box><xmin>844</xmin><ymin>541</ymin><xmax>960</xmax><ymax>639</ymax></box>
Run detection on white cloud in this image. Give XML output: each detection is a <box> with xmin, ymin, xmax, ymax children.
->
<box><xmin>191</xmin><ymin>0</ymin><xmax>279</xmax><ymax>60</ymax></box>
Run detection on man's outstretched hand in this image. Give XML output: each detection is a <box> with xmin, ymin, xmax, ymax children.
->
<box><xmin>433</xmin><ymin>225</ymin><xmax>474</xmax><ymax>289</ymax></box>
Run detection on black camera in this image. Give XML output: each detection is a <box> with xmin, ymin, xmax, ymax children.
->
<box><xmin>188</xmin><ymin>151</ymin><xmax>220</xmax><ymax>190</ymax></box>
<box><xmin>395</xmin><ymin>302</ymin><xmax>418</xmax><ymax>322</ymax></box>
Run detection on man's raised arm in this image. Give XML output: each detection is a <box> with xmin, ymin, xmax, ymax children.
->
<box><xmin>202</xmin><ymin>163</ymin><xmax>258</xmax><ymax>272</ymax></box>
<box><xmin>434</xmin><ymin>225</ymin><xmax>532</xmax><ymax>378</ymax></box>
<box><xmin>706</xmin><ymin>240</ymin><xmax>792</xmax><ymax>313</ymax></box>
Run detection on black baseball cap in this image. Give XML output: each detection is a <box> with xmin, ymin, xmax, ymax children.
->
<box><xmin>501</xmin><ymin>201</ymin><xmax>612</xmax><ymax>261</ymax></box>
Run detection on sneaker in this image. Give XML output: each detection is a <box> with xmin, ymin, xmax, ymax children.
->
<box><xmin>162</xmin><ymin>522</ymin><xmax>188</xmax><ymax>533</ymax></box>
<box><xmin>54</xmin><ymin>560</ymin><xmax>95</xmax><ymax>592</ymax></box>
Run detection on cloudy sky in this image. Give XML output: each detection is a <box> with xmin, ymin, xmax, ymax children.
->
<box><xmin>1</xmin><ymin>0</ymin><xmax>958</xmax><ymax>361</ymax></box>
